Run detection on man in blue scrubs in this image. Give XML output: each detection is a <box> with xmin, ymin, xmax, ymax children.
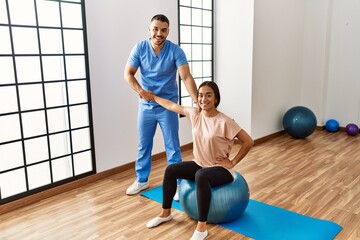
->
<box><xmin>124</xmin><ymin>14</ymin><xmax>198</xmax><ymax>196</ymax></box>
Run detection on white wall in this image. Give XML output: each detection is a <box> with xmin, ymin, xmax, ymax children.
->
<box><xmin>300</xmin><ymin>0</ymin><xmax>330</xmax><ymax>125</ymax></box>
<box><xmin>251</xmin><ymin>0</ymin><xmax>307</xmax><ymax>139</ymax></box>
<box><xmin>215</xmin><ymin>0</ymin><xmax>254</xmax><ymax>134</ymax></box>
<box><xmin>324</xmin><ymin>0</ymin><xmax>360</xmax><ymax>126</ymax></box>
<box><xmin>85</xmin><ymin>0</ymin><xmax>192</xmax><ymax>173</ymax></box>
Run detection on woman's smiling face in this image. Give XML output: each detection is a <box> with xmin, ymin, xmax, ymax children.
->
<box><xmin>198</xmin><ymin>85</ymin><xmax>217</xmax><ymax>110</ymax></box>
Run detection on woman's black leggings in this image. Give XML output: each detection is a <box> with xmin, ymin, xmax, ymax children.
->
<box><xmin>162</xmin><ymin>161</ymin><xmax>233</xmax><ymax>222</ymax></box>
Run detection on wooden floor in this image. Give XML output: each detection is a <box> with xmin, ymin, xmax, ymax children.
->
<box><xmin>0</xmin><ymin>130</ymin><xmax>359</xmax><ymax>240</ymax></box>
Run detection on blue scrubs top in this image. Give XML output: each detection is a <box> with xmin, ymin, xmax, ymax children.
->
<box><xmin>127</xmin><ymin>39</ymin><xmax>188</xmax><ymax>105</ymax></box>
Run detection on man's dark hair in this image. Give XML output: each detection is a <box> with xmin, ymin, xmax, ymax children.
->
<box><xmin>151</xmin><ymin>14</ymin><xmax>170</xmax><ymax>25</ymax></box>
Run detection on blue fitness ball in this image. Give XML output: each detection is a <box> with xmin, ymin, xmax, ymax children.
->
<box><xmin>282</xmin><ymin>106</ymin><xmax>317</xmax><ymax>139</ymax></box>
<box><xmin>325</xmin><ymin>119</ymin><xmax>340</xmax><ymax>132</ymax></box>
<box><xmin>179</xmin><ymin>171</ymin><xmax>249</xmax><ymax>224</ymax></box>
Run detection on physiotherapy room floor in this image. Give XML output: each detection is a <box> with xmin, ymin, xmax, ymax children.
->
<box><xmin>0</xmin><ymin>130</ymin><xmax>359</xmax><ymax>239</ymax></box>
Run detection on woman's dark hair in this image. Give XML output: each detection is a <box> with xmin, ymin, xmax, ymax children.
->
<box><xmin>198</xmin><ymin>81</ymin><xmax>221</xmax><ymax>108</ymax></box>
<box><xmin>151</xmin><ymin>14</ymin><xmax>170</xmax><ymax>25</ymax></box>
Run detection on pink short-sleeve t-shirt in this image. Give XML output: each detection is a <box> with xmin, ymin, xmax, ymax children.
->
<box><xmin>183</xmin><ymin>107</ymin><xmax>242</xmax><ymax>174</ymax></box>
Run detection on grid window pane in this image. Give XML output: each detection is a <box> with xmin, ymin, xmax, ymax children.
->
<box><xmin>0</xmin><ymin>168</ymin><xmax>27</xmax><ymax>198</ymax></box>
<box><xmin>36</xmin><ymin>0</ymin><xmax>61</xmax><ymax>27</ymax></box>
<box><xmin>25</xmin><ymin>136</ymin><xmax>49</xmax><ymax>164</ymax></box>
<box><xmin>0</xmin><ymin>57</ymin><xmax>15</xmax><ymax>84</ymax></box>
<box><xmin>68</xmin><ymin>80</ymin><xmax>88</xmax><ymax>104</ymax></box>
<box><xmin>203</xmin><ymin>11</ymin><xmax>212</xmax><ymax>27</ymax></box>
<box><xmin>63</xmin><ymin>29</ymin><xmax>84</xmax><ymax>54</ymax></box>
<box><xmin>0</xmin><ymin>0</ymin><xmax>8</xmax><ymax>24</ymax></box>
<box><xmin>74</xmin><ymin>151</ymin><xmax>92</xmax><ymax>175</ymax></box>
<box><xmin>0</xmin><ymin>86</ymin><xmax>18</xmax><ymax>114</ymax></box>
<box><xmin>180</xmin><ymin>0</ymin><xmax>190</xmax><ymax>6</ymax></box>
<box><xmin>8</xmin><ymin>0</ymin><xmax>36</xmax><ymax>26</ymax></box>
<box><xmin>65</xmin><ymin>56</ymin><xmax>86</xmax><ymax>79</ymax></box>
<box><xmin>0</xmin><ymin>26</ymin><xmax>11</xmax><ymax>54</ymax></box>
<box><xmin>47</xmin><ymin>107</ymin><xmax>69</xmax><ymax>133</ymax></box>
<box><xmin>45</xmin><ymin>82</ymin><xmax>67</xmax><ymax>107</ymax></box>
<box><xmin>0</xmin><ymin>114</ymin><xmax>21</xmax><ymax>143</ymax></box>
<box><xmin>192</xmin><ymin>44</ymin><xmax>202</xmax><ymax>61</ymax></box>
<box><xmin>39</xmin><ymin>28</ymin><xmax>63</xmax><ymax>54</ymax></box>
<box><xmin>192</xmin><ymin>0</ymin><xmax>202</xmax><ymax>8</ymax></box>
<box><xmin>12</xmin><ymin>27</ymin><xmax>39</xmax><ymax>54</ymax></box>
<box><xmin>21</xmin><ymin>110</ymin><xmax>47</xmax><ymax>138</ymax></box>
<box><xmin>203</xmin><ymin>61</ymin><xmax>212</xmax><ymax>77</ymax></box>
<box><xmin>61</xmin><ymin>2</ymin><xmax>83</xmax><ymax>28</ymax></box>
<box><xmin>180</xmin><ymin>7</ymin><xmax>191</xmax><ymax>25</ymax></box>
<box><xmin>51</xmin><ymin>156</ymin><xmax>73</xmax><ymax>182</ymax></box>
<box><xmin>72</xmin><ymin>128</ymin><xmax>90</xmax><ymax>152</ymax></box>
<box><xmin>192</xmin><ymin>62</ymin><xmax>203</xmax><ymax>78</ymax></box>
<box><xmin>0</xmin><ymin>142</ymin><xmax>23</xmax><ymax>171</ymax></box>
<box><xmin>192</xmin><ymin>26</ymin><xmax>202</xmax><ymax>43</ymax></box>
<box><xmin>192</xmin><ymin>8</ymin><xmax>202</xmax><ymax>26</ymax></box>
<box><xmin>27</xmin><ymin>162</ymin><xmax>51</xmax><ymax>190</ymax></box>
<box><xmin>16</xmin><ymin>57</ymin><xmax>42</xmax><ymax>83</ymax></box>
<box><xmin>49</xmin><ymin>132</ymin><xmax>71</xmax><ymax>158</ymax></box>
<box><xmin>203</xmin><ymin>28</ymin><xmax>212</xmax><ymax>44</ymax></box>
<box><xmin>181</xmin><ymin>44</ymin><xmax>192</xmax><ymax>61</ymax></box>
<box><xmin>180</xmin><ymin>26</ymin><xmax>191</xmax><ymax>43</ymax></box>
<box><xmin>203</xmin><ymin>0</ymin><xmax>212</xmax><ymax>10</ymax></box>
<box><xmin>19</xmin><ymin>84</ymin><xmax>44</xmax><ymax>111</ymax></box>
<box><xmin>42</xmin><ymin>56</ymin><xmax>65</xmax><ymax>81</ymax></box>
<box><xmin>203</xmin><ymin>45</ymin><xmax>212</xmax><ymax>60</ymax></box>
<box><xmin>70</xmin><ymin>104</ymin><xmax>89</xmax><ymax>129</ymax></box>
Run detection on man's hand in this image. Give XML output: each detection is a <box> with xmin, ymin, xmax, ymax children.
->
<box><xmin>139</xmin><ymin>90</ymin><xmax>155</xmax><ymax>101</ymax></box>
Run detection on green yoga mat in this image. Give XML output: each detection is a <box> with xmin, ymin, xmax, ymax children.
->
<box><xmin>141</xmin><ymin>186</ymin><xmax>342</xmax><ymax>240</ymax></box>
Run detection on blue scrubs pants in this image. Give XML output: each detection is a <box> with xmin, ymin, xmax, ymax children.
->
<box><xmin>136</xmin><ymin>102</ymin><xmax>182</xmax><ymax>183</ymax></box>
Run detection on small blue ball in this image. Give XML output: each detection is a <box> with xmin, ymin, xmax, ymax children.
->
<box><xmin>325</xmin><ymin>119</ymin><xmax>340</xmax><ymax>132</ymax></box>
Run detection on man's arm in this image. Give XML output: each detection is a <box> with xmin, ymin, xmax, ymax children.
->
<box><xmin>124</xmin><ymin>64</ymin><xmax>154</xmax><ymax>101</ymax></box>
<box><xmin>178</xmin><ymin>64</ymin><xmax>198</xmax><ymax>103</ymax></box>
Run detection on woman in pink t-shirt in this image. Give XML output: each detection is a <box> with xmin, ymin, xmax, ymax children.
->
<box><xmin>146</xmin><ymin>81</ymin><xmax>254</xmax><ymax>240</ymax></box>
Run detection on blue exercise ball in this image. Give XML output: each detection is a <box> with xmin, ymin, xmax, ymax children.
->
<box><xmin>282</xmin><ymin>106</ymin><xmax>317</xmax><ymax>139</ymax></box>
<box><xmin>179</xmin><ymin>171</ymin><xmax>249</xmax><ymax>224</ymax></box>
<box><xmin>325</xmin><ymin>119</ymin><xmax>340</xmax><ymax>132</ymax></box>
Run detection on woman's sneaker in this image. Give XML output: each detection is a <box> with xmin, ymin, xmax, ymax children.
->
<box><xmin>126</xmin><ymin>181</ymin><xmax>149</xmax><ymax>195</ymax></box>
<box><xmin>146</xmin><ymin>215</ymin><xmax>173</xmax><ymax>228</ymax></box>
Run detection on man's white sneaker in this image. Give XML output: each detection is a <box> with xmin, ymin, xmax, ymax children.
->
<box><xmin>126</xmin><ymin>181</ymin><xmax>149</xmax><ymax>195</ymax></box>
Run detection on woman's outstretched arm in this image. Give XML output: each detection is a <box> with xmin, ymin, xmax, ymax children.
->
<box><xmin>153</xmin><ymin>95</ymin><xmax>186</xmax><ymax>116</ymax></box>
